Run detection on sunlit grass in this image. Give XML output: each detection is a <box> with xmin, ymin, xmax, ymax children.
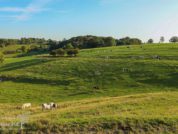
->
<box><xmin>0</xmin><ymin>43</ymin><xmax>178</xmax><ymax>132</ymax></box>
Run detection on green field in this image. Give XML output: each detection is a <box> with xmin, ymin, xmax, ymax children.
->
<box><xmin>0</xmin><ymin>43</ymin><xmax>178</xmax><ymax>133</ymax></box>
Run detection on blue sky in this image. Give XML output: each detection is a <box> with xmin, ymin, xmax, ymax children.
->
<box><xmin>0</xmin><ymin>0</ymin><xmax>177</xmax><ymax>42</ymax></box>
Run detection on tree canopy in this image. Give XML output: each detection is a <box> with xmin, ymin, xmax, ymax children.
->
<box><xmin>49</xmin><ymin>35</ymin><xmax>142</xmax><ymax>51</ymax></box>
<box><xmin>0</xmin><ymin>38</ymin><xmax>48</xmax><ymax>48</ymax></box>
<box><xmin>116</xmin><ymin>37</ymin><xmax>142</xmax><ymax>46</ymax></box>
<box><xmin>147</xmin><ymin>39</ymin><xmax>154</xmax><ymax>44</ymax></box>
<box><xmin>169</xmin><ymin>36</ymin><xmax>178</xmax><ymax>43</ymax></box>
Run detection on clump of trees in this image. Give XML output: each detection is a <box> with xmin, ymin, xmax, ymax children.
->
<box><xmin>66</xmin><ymin>49</ymin><xmax>79</xmax><ymax>56</ymax></box>
<box><xmin>50</xmin><ymin>48</ymin><xmax>79</xmax><ymax>57</ymax></box>
<box><xmin>116</xmin><ymin>37</ymin><xmax>142</xmax><ymax>46</ymax></box>
<box><xmin>50</xmin><ymin>48</ymin><xmax>65</xmax><ymax>56</ymax></box>
<box><xmin>20</xmin><ymin>38</ymin><xmax>46</xmax><ymax>45</ymax></box>
<box><xmin>59</xmin><ymin>35</ymin><xmax>117</xmax><ymax>49</ymax></box>
<box><xmin>0</xmin><ymin>38</ymin><xmax>48</xmax><ymax>48</ymax></box>
<box><xmin>48</xmin><ymin>35</ymin><xmax>142</xmax><ymax>51</ymax></box>
<box><xmin>20</xmin><ymin>45</ymin><xmax>48</xmax><ymax>54</ymax></box>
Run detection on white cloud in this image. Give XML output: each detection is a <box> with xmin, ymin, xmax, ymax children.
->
<box><xmin>0</xmin><ymin>7</ymin><xmax>26</xmax><ymax>12</ymax></box>
<box><xmin>0</xmin><ymin>0</ymin><xmax>53</xmax><ymax>21</ymax></box>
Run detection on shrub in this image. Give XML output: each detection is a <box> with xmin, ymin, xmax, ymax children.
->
<box><xmin>56</xmin><ymin>48</ymin><xmax>65</xmax><ymax>56</ymax></box>
<box><xmin>21</xmin><ymin>46</ymin><xmax>28</xmax><ymax>53</ymax></box>
<box><xmin>50</xmin><ymin>50</ymin><xmax>57</xmax><ymax>56</ymax></box>
<box><xmin>67</xmin><ymin>49</ymin><xmax>79</xmax><ymax>57</ymax></box>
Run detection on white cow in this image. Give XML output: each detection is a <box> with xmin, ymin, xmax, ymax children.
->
<box><xmin>49</xmin><ymin>102</ymin><xmax>58</xmax><ymax>108</ymax></box>
<box><xmin>42</xmin><ymin>103</ymin><xmax>52</xmax><ymax>110</ymax></box>
<box><xmin>49</xmin><ymin>102</ymin><xmax>58</xmax><ymax>109</ymax></box>
<box><xmin>49</xmin><ymin>102</ymin><xmax>55</xmax><ymax>107</ymax></box>
<box><xmin>42</xmin><ymin>102</ymin><xmax>58</xmax><ymax>110</ymax></box>
<box><xmin>22</xmin><ymin>103</ymin><xmax>31</xmax><ymax>109</ymax></box>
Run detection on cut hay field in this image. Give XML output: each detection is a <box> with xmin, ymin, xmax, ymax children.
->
<box><xmin>0</xmin><ymin>43</ymin><xmax>178</xmax><ymax>133</ymax></box>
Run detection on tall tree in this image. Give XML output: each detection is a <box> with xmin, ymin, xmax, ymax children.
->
<box><xmin>147</xmin><ymin>39</ymin><xmax>154</xmax><ymax>44</ymax></box>
<box><xmin>160</xmin><ymin>36</ymin><xmax>165</xmax><ymax>43</ymax></box>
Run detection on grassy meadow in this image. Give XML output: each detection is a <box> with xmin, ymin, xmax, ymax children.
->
<box><xmin>0</xmin><ymin>43</ymin><xmax>178</xmax><ymax>133</ymax></box>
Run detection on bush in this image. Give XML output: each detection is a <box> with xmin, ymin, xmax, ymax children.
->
<box><xmin>21</xmin><ymin>46</ymin><xmax>28</xmax><ymax>53</ymax></box>
<box><xmin>56</xmin><ymin>48</ymin><xmax>65</xmax><ymax>56</ymax></box>
<box><xmin>67</xmin><ymin>49</ymin><xmax>79</xmax><ymax>57</ymax></box>
<box><xmin>50</xmin><ymin>50</ymin><xmax>57</xmax><ymax>56</ymax></box>
<box><xmin>50</xmin><ymin>48</ymin><xmax>79</xmax><ymax>57</ymax></box>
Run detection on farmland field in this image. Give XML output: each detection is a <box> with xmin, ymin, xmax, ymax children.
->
<box><xmin>0</xmin><ymin>43</ymin><xmax>178</xmax><ymax>133</ymax></box>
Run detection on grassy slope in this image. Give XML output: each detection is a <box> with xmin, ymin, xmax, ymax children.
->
<box><xmin>0</xmin><ymin>44</ymin><xmax>178</xmax><ymax>102</ymax></box>
<box><xmin>0</xmin><ymin>43</ymin><xmax>178</xmax><ymax>133</ymax></box>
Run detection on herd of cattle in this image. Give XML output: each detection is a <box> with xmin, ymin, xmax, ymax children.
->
<box><xmin>21</xmin><ymin>102</ymin><xmax>58</xmax><ymax>110</ymax></box>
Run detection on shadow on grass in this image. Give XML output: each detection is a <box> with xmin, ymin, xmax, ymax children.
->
<box><xmin>0</xmin><ymin>75</ymin><xmax>74</xmax><ymax>86</ymax></box>
<box><xmin>17</xmin><ymin>50</ymin><xmax>49</xmax><ymax>57</ymax></box>
<box><xmin>0</xmin><ymin>59</ymin><xmax>50</xmax><ymax>72</ymax></box>
<box><xmin>131</xmin><ymin>71</ymin><xmax>178</xmax><ymax>88</ymax></box>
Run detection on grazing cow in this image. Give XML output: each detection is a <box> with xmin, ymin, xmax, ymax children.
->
<box><xmin>49</xmin><ymin>102</ymin><xmax>54</xmax><ymax>106</ymax></box>
<box><xmin>22</xmin><ymin>103</ymin><xmax>31</xmax><ymax>109</ymax></box>
<box><xmin>42</xmin><ymin>103</ymin><xmax>58</xmax><ymax>110</ymax></box>
<box><xmin>51</xmin><ymin>103</ymin><xmax>58</xmax><ymax>109</ymax></box>
<box><xmin>49</xmin><ymin>102</ymin><xmax>58</xmax><ymax>109</ymax></box>
<box><xmin>42</xmin><ymin>103</ymin><xmax>51</xmax><ymax>110</ymax></box>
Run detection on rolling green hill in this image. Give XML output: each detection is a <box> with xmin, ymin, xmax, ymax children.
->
<box><xmin>0</xmin><ymin>43</ymin><xmax>178</xmax><ymax>102</ymax></box>
<box><xmin>0</xmin><ymin>43</ymin><xmax>178</xmax><ymax>133</ymax></box>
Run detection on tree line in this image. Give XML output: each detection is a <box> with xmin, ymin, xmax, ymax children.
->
<box><xmin>0</xmin><ymin>35</ymin><xmax>178</xmax><ymax>55</ymax></box>
<box><xmin>1</xmin><ymin>36</ymin><xmax>178</xmax><ymax>50</ymax></box>
<box><xmin>48</xmin><ymin>35</ymin><xmax>178</xmax><ymax>51</ymax></box>
<box><xmin>48</xmin><ymin>35</ymin><xmax>142</xmax><ymax>51</ymax></box>
<box><xmin>0</xmin><ymin>38</ymin><xmax>48</xmax><ymax>47</ymax></box>
<box><xmin>147</xmin><ymin>36</ymin><xmax>178</xmax><ymax>44</ymax></box>
<box><xmin>0</xmin><ymin>35</ymin><xmax>178</xmax><ymax>63</ymax></box>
